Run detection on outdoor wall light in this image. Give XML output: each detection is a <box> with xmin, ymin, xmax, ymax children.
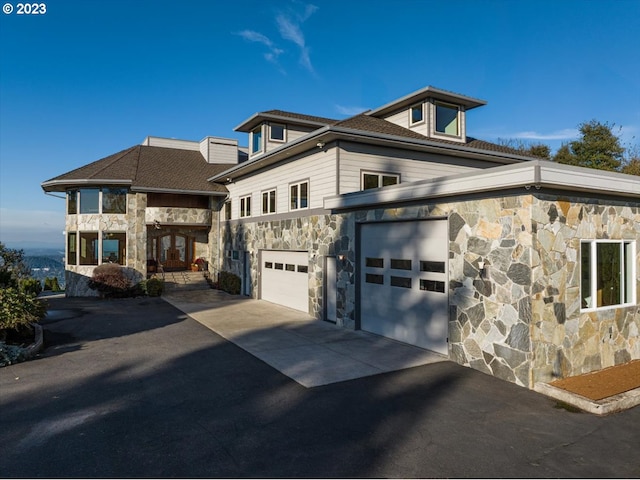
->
<box><xmin>337</xmin><ymin>254</ymin><xmax>346</xmax><ymax>263</ymax></box>
<box><xmin>316</xmin><ymin>141</ymin><xmax>326</xmax><ymax>149</ymax></box>
<box><xmin>153</xmin><ymin>220</ymin><xmax>161</xmax><ymax>230</ymax></box>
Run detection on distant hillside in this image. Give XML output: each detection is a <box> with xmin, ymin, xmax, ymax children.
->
<box><xmin>23</xmin><ymin>249</ymin><xmax>65</xmax><ymax>288</ymax></box>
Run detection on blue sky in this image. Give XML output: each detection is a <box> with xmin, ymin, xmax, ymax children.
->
<box><xmin>1</xmin><ymin>0</ymin><xmax>639</xmax><ymax>248</ymax></box>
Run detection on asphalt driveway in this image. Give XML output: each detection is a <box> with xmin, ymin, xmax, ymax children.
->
<box><xmin>1</xmin><ymin>295</ymin><xmax>638</xmax><ymax>478</ymax></box>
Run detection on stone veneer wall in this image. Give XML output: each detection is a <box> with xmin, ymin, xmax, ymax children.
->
<box><xmin>218</xmin><ymin>192</ymin><xmax>640</xmax><ymax>390</ymax></box>
<box><xmin>220</xmin><ymin>214</ymin><xmax>350</xmax><ymax>322</ymax></box>
<box><xmin>530</xmin><ymin>194</ymin><xmax>640</xmax><ymax>384</ymax></box>
<box><xmin>65</xmin><ymin>192</ymin><xmax>147</xmax><ymax>296</ymax></box>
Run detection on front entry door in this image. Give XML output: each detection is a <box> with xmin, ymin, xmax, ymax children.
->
<box><xmin>159</xmin><ymin>234</ymin><xmax>188</xmax><ymax>270</ymax></box>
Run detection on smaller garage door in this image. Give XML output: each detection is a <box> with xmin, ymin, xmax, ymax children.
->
<box><xmin>261</xmin><ymin>250</ymin><xmax>309</xmax><ymax>313</ymax></box>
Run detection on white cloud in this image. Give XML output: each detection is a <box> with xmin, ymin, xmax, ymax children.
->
<box><xmin>511</xmin><ymin>128</ymin><xmax>580</xmax><ymax>141</ymax></box>
<box><xmin>236</xmin><ymin>30</ymin><xmax>285</xmax><ymax>70</ymax></box>
<box><xmin>236</xmin><ymin>3</ymin><xmax>318</xmax><ymax>74</ymax></box>
<box><xmin>335</xmin><ymin>104</ymin><xmax>368</xmax><ymax>116</ymax></box>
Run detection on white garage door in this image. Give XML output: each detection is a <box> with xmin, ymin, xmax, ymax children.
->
<box><xmin>261</xmin><ymin>250</ymin><xmax>309</xmax><ymax>313</ymax></box>
<box><xmin>360</xmin><ymin>220</ymin><xmax>449</xmax><ymax>355</ymax></box>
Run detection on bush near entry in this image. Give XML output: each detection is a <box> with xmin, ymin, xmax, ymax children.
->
<box><xmin>218</xmin><ymin>271</ymin><xmax>241</xmax><ymax>295</ymax></box>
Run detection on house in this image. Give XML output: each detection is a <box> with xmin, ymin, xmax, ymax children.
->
<box><xmin>42</xmin><ymin>85</ymin><xmax>640</xmax><ymax>390</ymax></box>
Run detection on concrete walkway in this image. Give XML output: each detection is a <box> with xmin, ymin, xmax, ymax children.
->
<box><xmin>164</xmin><ymin>289</ymin><xmax>446</xmax><ymax>387</ymax></box>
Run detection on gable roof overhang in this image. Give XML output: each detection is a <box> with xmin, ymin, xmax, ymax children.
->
<box><xmin>323</xmin><ymin>160</ymin><xmax>640</xmax><ymax>211</ymax></box>
<box><xmin>208</xmin><ymin>125</ymin><xmax>536</xmax><ymax>183</ymax></box>
<box><xmin>234</xmin><ymin>110</ymin><xmax>338</xmax><ymax>132</ymax></box>
<box><xmin>367</xmin><ymin>85</ymin><xmax>487</xmax><ymax>118</ymax></box>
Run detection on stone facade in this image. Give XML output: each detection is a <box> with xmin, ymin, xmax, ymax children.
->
<box><xmin>219</xmin><ymin>191</ymin><xmax>640</xmax><ymax>390</ymax></box>
<box><xmin>65</xmin><ymin>192</ymin><xmax>214</xmax><ymax>295</ymax></box>
<box><xmin>530</xmin><ymin>194</ymin><xmax>640</xmax><ymax>384</ymax></box>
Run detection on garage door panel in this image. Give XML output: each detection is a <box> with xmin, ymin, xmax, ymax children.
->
<box><xmin>261</xmin><ymin>250</ymin><xmax>308</xmax><ymax>313</ymax></box>
<box><xmin>360</xmin><ymin>220</ymin><xmax>448</xmax><ymax>355</ymax></box>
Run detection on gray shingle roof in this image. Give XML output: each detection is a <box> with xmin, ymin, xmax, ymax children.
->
<box><xmin>333</xmin><ymin>114</ymin><xmax>535</xmax><ymax>158</ymax></box>
<box><xmin>42</xmin><ymin>145</ymin><xmax>230</xmax><ymax>193</ymax></box>
<box><xmin>260</xmin><ymin>110</ymin><xmax>339</xmax><ymax>125</ymax></box>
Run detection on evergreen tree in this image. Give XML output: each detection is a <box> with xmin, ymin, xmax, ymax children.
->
<box><xmin>554</xmin><ymin>120</ymin><xmax>624</xmax><ymax>171</ymax></box>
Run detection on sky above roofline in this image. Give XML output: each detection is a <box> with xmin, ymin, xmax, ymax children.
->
<box><xmin>1</xmin><ymin>0</ymin><xmax>638</xmax><ymax>247</ymax></box>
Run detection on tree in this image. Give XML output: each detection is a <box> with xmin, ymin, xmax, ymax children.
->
<box><xmin>620</xmin><ymin>144</ymin><xmax>640</xmax><ymax>176</ymax></box>
<box><xmin>554</xmin><ymin>120</ymin><xmax>624</xmax><ymax>171</ymax></box>
<box><xmin>497</xmin><ymin>138</ymin><xmax>551</xmax><ymax>160</ymax></box>
<box><xmin>0</xmin><ymin>243</ymin><xmax>30</xmax><ymax>288</ymax></box>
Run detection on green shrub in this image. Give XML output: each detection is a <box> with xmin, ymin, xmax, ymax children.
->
<box><xmin>20</xmin><ymin>278</ymin><xmax>42</xmax><ymax>296</ymax></box>
<box><xmin>88</xmin><ymin>264</ymin><xmax>132</xmax><ymax>298</ymax></box>
<box><xmin>218</xmin><ymin>271</ymin><xmax>241</xmax><ymax>295</ymax></box>
<box><xmin>0</xmin><ymin>341</ymin><xmax>26</xmax><ymax>367</ymax></box>
<box><xmin>0</xmin><ymin>287</ymin><xmax>46</xmax><ymax>331</ymax></box>
<box><xmin>145</xmin><ymin>277</ymin><xmax>164</xmax><ymax>297</ymax></box>
<box><xmin>43</xmin><ymin>277</ymin><xmax>61</xmax><ymax>292</ymax></box>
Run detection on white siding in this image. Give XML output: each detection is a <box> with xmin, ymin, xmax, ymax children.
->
<box><xmin>383</xmin><ymin>107</ymin><xmax>430</xmax><ymax>137</ymax></box>
<box><xmin>338</xmin><ymin>142</ymin><xmax>501</xmax><ymax>194</ymax></box>
<box><xmin>141</xmin><ymin>136</ymin><xmax>200</xmax><ymax>150</ymax></box>
<box><xmin>200</xmin><ymin>136</ymin><xmax>239</xmax><ymax>164</ymax></box>
<box><xmin>264</xmin><ymin>124</ymin><xmax>317</xmax><ymax>153</ymax></box>
<box><xmin>226</xmin><ymin>147</ymin><xmax>337</xmax><ymax>219</ymax></box>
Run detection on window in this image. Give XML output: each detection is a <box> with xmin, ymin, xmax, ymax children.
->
<box><xmin>67</xmin><ymin>190</ymin><xmax>77</xmax><ymax>214</ymax></box>
<box><xmin>262</xmin><ymin>189</ymin><xmax>276</xmax><ymax>214</ymax></box>
<box><xmin>79</xmin><ymin>188</ymin><xmax>100</xmax><ymax>214</ymax></box>
<box><xmin>251</xmin><ymin>126</ymin><xmax>263</xmax><ymax>154</ymax></box>
<box><xmin>240</xmin><ymin>195</ymin><xmax>251</xmax><ymax>218</ymax></box>
<box><xmin>581</xmin><ymin>240</ymin><xmax>635</xmax><ymax>309</ymax></box>
<box><xmin>102</xmin><ymin>188</ymin><xmax>127</xmax><ymax>214</ymax></box>
<box><xmin>224</xmin><ymin>200</ymin><xmax>231</xmax><ymax>221</ymax></box>
<box><xmin>362</xmin><ymin>172</ymin><xmax>399</xmax><ymax>190</ymax></box>
<box><xmin>102</xmin><ymin>232</ymin><xmax>126</xmax><ymax>265</ymax></box>
<box><xmin>290</xmin><ymin>181</ymin><xmax>308</xmax><ymax>210</ymax></box>
<box><xmin>79</xmin><ymin>232</ymin><xmax>99</xmax><ymax>265</ymax></box>
<box><xmin>435</xmin><ymin>102</ymin><xmax>460</xmax><ymax>136</ymax></box>
<box><xmin>270</xmin><ymin>123</ymin><xmax>286</xmax><ymax>142</ymax></box>
<box><xmin>67</xmin><ymin>232</ymin><xmax>77</xmax><ymax>265</ymax></box>
<box><xmin>73</xmin><ymin>188</ymin><xmax>127</xmax><ymax>214</ymax></box>
<box><xmin>410</xmin><ymin>103</ymin><xmax>424</xmax><ymax>125</ymax></box>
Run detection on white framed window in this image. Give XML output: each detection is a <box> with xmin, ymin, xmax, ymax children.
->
<box><xmin>361</xmin><ymin>171</ymin><xmax>400</xmax><ymax>190</ymax></box>
<box><xmin>240</xmin><ymin>195</ymin><xmax>251</xmax><ymax>218</ymax></box>
<box><xmin>581</xmin><ymin>240</ymin><xmax>636</xmax><ymax>310</ymax></box>
<box><xmin>262</xmin><ymin>189</ymin><xmax>276</xmax><ymax>215</ymax></box>
<box><xmin>269</xmin><ymin>123</ymin><xmax>286</xmax><ymax>142</ymax></box>
<box><xmin>251</xmin><ymin>126</ymin><xmax>263</xmax><ymax>154</ymax></box>
<box><xmin>410</xmin><ymin>103</ymin><xmax>424</xmax><ymax>125</ymax></box>
<box><xmin>434</xmin><ymin>102</ymin><xmax>460</xmax><ymax>136</ymax></box>
<box><xmin>74</xmin><ymin>188</ymin><xmax>127</xmax><ymax>214</ymax></box>
<box><xmin>290</xmin><ymin>180</ymin><xmax>309</xmax><ymax>210</ymax></box>
<box><xmin>224</xmin><ymin>200</ymin><xmax>231</xmax><ymax>221</ymax></box>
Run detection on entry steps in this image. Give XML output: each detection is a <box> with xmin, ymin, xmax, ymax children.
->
<box><xmin>162</xmin><ymin>271</ymin><xmax>211</xmax><ymax>292</ymax></box>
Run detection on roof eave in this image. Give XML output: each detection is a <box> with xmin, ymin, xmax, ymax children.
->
<box><xmin>368</xmin><ymin>86</ymin><xmax>487</xmax><ymax>117</ymax></box>
<box><xmin>41</xmin><ymin>179</ymin><xmax>133</xmax><ymax>192</ymax></box>
<box><xmin>131</xmin><ymin>186</ymin><xmax>227</xmax><ymax>196</ymax></box>
<box><xmin>234</xmin><ymin>112</ymin><xmax>332</xmax><ymax>132</ymax></box>
<box><xmin>324</xmin><ymin>160</ymin><xmax>640</xmax><ymax>210</ymax></box>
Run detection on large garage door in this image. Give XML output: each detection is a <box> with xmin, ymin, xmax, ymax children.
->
<box><xmin>261</xmin><ymin>250</ymin><xmax>309</xmax><ymax>313</ymax></box>
<box><xmin>359</xmin><ymin>220</ymin><xmax>449</xmax><ymax>354</ymax></box>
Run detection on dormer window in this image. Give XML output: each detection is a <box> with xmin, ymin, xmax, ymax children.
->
<box><xmin>410</xmin><ymin>103</ymin><xmax>424</xmax><ymax>125</ymax></box>
<box><xmin>251</xmin><ymin>126</ymin><xmax>263</xmax><ymax>154</ymax></box>
<box><xmin>269</xmin><ymin>123</ymin><xmax>286</xmax><ymax>142</ymax></box>
<box><xmin>435</xmin><ymin>102</ymin><xmax>460</xmax><ymax>136</ymax></box>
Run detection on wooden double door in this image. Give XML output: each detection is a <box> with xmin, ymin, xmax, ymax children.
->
<box><xmin>158</xmin><ymin>233</ymin><xmax>192</xmax><ymax>270</ymax></box>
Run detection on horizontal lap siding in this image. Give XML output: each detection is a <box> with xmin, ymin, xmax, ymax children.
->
<box><xmin>226</xmin><ymin>149</ymin><xmax>336</xmax><ymax>218</ymax></box>
<box><xmin>338</xmin><ymin>142</ymin><xmax>498</xmax><ymax>194</ymax></box>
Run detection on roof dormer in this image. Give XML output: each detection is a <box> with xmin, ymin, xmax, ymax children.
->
<box><xmin>235</xmin><ymin>110</ymin><xmax>337</xmax><ymax>159</ymax></box>
<box><xmin>367</xmin><ymin>86</ymin><xmax>486</xmax><ymax>144</ymax></box>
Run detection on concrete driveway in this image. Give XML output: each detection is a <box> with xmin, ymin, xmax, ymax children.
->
<box><xmin>1</xmin><ymin>294</ymin><xmax>638</xmax><ymax>478</ymax></box>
